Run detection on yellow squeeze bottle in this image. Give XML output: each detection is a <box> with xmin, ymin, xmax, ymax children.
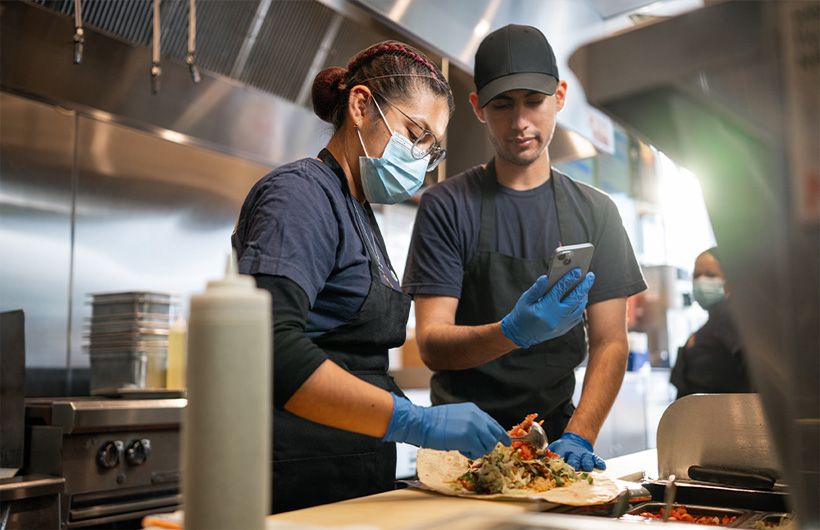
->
<box><xmin>166</xmin><ymin>315</ymin><xmax>187</xmax><ymax>390</ymax></box>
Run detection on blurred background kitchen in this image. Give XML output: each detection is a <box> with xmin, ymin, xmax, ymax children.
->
<box><xmin>1</xmin><ymin>0</ymin><xmax>817</xmax><ymax>527</ymax></box>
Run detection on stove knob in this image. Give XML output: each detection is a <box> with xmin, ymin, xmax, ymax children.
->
<box><xmin>125</xmin><ymin>439</ymin><xmax>152</xmax><ymax>466</ymax></box>
<box><xmin>97</xmin><ymin>440</ymin><xmax>124</xmax><ymax>469</ymax></box>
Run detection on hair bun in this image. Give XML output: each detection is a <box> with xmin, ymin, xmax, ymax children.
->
<box><xmin>312</xmin><ymin>66</ymin><xmax>347</xmax><ymax>123</ymax></box>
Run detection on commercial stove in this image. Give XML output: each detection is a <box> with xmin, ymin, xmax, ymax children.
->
<box><xmin>23</xmin><ymin>396</ymin><xmax>185</xmax><ymax>529</ymax></box>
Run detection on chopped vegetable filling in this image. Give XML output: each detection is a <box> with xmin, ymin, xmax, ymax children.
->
<box><xmin>452</xmin><ymin>414</ymin><xmax>589</xmax><ymax>495</ymax></box>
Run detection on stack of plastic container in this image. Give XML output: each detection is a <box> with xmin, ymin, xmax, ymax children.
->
<box><xmin>85</xmin><ymin>291</ymin><xmax>179</xmax><ymax>395</ymax></box>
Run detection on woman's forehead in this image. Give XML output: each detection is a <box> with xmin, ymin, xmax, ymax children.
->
<box><xmin>389</xmin><ymin>90</ymin><xmax>449</xmax><ymax>135</ymax></box>
<box><xmin>695</xmin><ymin>253</ymin><xmax>723</xmax><ymax>275</ymax></box>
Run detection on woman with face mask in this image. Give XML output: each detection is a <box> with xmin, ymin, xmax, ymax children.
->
<box><xmin>231</xmin><ymin>41</ymin><xmax>510</xmax><ymax>514</ymax></box>
<box><xmin>670</xmin><ymin>247</ymin><xmax>754</xmax><ymax>399</ymax></box>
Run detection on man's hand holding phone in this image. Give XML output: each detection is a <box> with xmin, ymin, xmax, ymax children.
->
<box><xmin>501</xmin><ymin>269</ymin><xmax>595</xmax><ymax>348</ymax></box>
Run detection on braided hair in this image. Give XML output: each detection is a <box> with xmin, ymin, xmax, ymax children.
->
<box><xmin>312</xmin><ymin>41</ymin><xmax>453</xmax><ymax>130</ymax></box>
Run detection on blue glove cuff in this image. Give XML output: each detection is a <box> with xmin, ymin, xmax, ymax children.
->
<box><xmin>500</xmin><ymin>314</ymin><xmax>529</xmax><ymax>348</ymax></box>
<box><xmin>562</xmin><ymin>432</ymin><xmax>594</xmax><ymax>451</ymax></box>
<box><xmin>382</xmin><ymin>393</ymin><xmax>420</xmax><ymax>444</ymax></box>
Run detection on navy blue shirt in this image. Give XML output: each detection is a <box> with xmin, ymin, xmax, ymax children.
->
<box><xmin>403</xmin><ymin>165</ymin><xmax>646</xmax><ymax>305</ymax></box>
<box><xmin>232</xmin><ymin>157</ymin><xmax>398</xmax><ymax>337</ymax></box>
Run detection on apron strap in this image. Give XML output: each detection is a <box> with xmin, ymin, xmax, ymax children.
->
<box><xmin>317</xmin><ymin>148</ymin><xmax>398</xmax><ymax>285</ymax></box>
<box><xmin>478</xmin><ymin>160</ymin><xmax>498</xmax><ymax>253</ymax></box>
<box><xmin>552</xmin><ymin>171</ymin><xmax>578</xmax><ymax>246</ymax></box>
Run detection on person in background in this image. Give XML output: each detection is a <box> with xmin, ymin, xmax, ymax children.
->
<box><xmin>402</xmin><ymin>24</ymin><xmax>647</xmax><ymax>472</ymax></box>
<box><xmin>670</xmin><ymin>247</ymin><xmax>752</xmax><ymax>399</ymax></box>
<box><xmin>231</xmin><ymin>41</ymin><xmax>510</xmax><ymax>514</ymax></box>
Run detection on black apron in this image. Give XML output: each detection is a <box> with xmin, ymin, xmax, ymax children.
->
<box><xmin>271</xmin><ymin>150</ymin><xmax>410</xmax><ymax>514</ymax></box>
<box><xmin>430</xmin><ymin>160</ymin><xmax>587</xmax><ymax>441</ymax></box>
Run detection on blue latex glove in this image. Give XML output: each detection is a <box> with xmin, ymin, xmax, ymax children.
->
<box><xmin>548</xmin><ymin>432</ymin><xmax>606</xmax><ymax>471</ymax></box>
<box><xmin>500</xmin><ymin>270</ymin><xmax>595</xmax><ymax>349</ymax></box>
<box><xmin>382</xmin><ymin>393</ymin><xmax>511</xmax><ymax>460</ymax></box>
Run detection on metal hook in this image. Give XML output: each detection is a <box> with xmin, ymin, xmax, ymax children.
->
<box><xmin>73</xmin><ymin>0</ymin><xmax>84</xmax><ymax>64</ymax></box>
<box><xmin>151</xmin><ymin>0</ymin><xmax>161</xmax><ymax>94</ymax></box>
<box><xmin>187</xmin><ymin>0</ymin><xmax>200</xmax><ymax>83</ymax></box>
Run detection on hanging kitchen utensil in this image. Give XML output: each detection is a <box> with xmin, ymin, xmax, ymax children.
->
<box><xmin>187</xmin><ymin>0</ymin><xmax>201</xmax><ymax>83</ymax></box>
<box><xmin>151</xmin><ymin>0</ymin><xmax>161</xmax><ymax>94</ymax></box>
<box><xmin>73</xmin><ymin>0</ymin><xmax>84</xmax><ymax>64</ymax></box>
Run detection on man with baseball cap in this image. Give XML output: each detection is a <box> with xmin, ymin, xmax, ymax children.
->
<box><xmin>403</xmin><ymin>24</ymin><xmax>646</xmax><ymax>471</ymax></box>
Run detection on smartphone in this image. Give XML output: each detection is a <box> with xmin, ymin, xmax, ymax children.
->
<box><xmin>545</xmin><ymin>243</ymin><xmax>595</xmax><ymax>297</ymax></box>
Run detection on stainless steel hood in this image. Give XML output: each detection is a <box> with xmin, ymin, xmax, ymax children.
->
<box><xmin>570</xmin><ymin>1</ymin><xmax>819</xmax><ymax>525</ymax></box>
<box><xmin>3</xmin><ymin>0</ymin><xmax>395</xmax><ymax>167</ymax></box>
<box><xmin>3</xmin><ymin>0</ymin><xmax>599</xmax><ymax>170</ymax></box>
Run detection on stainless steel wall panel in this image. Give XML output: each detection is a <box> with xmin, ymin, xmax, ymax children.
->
<box><xmin>0</xmin><ymin>93</ymin><xmax>75</xmax><ymax>368</ymax></box>
<box><xmin>0</xmin><ymin>92</ymin><xmax>271</xmax><ymax>381</ymax></box>
<box><xmin>68</xmin><ymin>114</ymin><xmax>269</xmax><ymax>369</ymax></box>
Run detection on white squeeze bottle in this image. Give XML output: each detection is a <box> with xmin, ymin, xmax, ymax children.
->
<box><xmin>166</xmin><ymin>315</ymin><xmax>187</xmax><ymax>390</ymax></box>
<box><xmin>182</xmin><ymin>253</ymin><xmax>271</xmax><ymax>530</ymax></box>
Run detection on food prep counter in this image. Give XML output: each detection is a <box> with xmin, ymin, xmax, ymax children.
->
<box><xmin>265</xmin><ymin>450</ymin><xmax>658</xmax><ymax>529</ymax></box>
<box><xmin>265</xmin><ymin>396</ymin><xmax>794</xmax><ymax>528</ymax></box>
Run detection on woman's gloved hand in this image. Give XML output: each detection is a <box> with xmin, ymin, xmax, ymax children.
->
<box><xmin>500</xmin><ymin>270</ymin><xmax>595</xmax><ymax>349</ymax></box>
<box><xmin>548</xmin><ymin>432</ymin><xmax>606</xmax><ymax>471</ymax></box>
<box><xmin>382</xmin><ymin>393</ymin><xmax>511</xmax><ymax>460</ymax></box>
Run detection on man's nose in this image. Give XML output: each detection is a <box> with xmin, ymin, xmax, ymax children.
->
<box><xmin>510</xmin><ymin>107</ymin><xmax>529</xmax><ymax>131</ymax></box>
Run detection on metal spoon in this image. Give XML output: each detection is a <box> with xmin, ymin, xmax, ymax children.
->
<box><xmin>662</xmin><ymin>474</ymin><xmax>677</xmax><ymax>522</ymax></box>
<box><xmin>510</xmin><ymin>421</ymin><xmax>549</xmax><ymax>452</ymax></box>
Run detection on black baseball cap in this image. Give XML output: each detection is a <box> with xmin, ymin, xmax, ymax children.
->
<box><xmin>474</xmin><ymin>24</ymin><xmax>559</xmax><ymax>108</ymax></box>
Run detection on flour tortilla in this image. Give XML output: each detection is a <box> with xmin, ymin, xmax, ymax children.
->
<box><xmin>415</xmin><ymin>448</ymin><xmax>620</xmax><ymax>506</ymax></box>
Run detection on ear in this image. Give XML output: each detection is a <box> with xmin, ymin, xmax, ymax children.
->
<box><xmin>347</xmin><ymin>85</ymin><xmax>373</xmax><ymax>128</ymax></box>
<box><xmin>554</xmin><ymin>80</ymin><xmax>568</xmax><ymax>112</ymax></box>
<box><xmin>469</xmin><ymin>93</ymin><xmax>486</xmax><ymax>123</ymax></box>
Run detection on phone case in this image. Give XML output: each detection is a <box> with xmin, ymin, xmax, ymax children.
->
<box><xmin>545</xmin><ymin>243</ymin><xmax>595</xmax><ymax>295</ymax></box>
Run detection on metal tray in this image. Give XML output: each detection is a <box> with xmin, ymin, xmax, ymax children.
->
<box><xmin>738</xmin><ymin>512</ymin><xmax>795</xmax><ymax>529</ymax></box>
<box><xmin>86</xmin><ymin>330</ymin><xmax>169</xmax><ymax>344</ymax></box>
<box><xmin>86</xmin><ymin>321</ymin><xmax>171</xmax><ymax>333</ymax></box>
<box><xmin>622</xmin><ymin>502</ymin><xmax>752</xmax><ymax>527</ymax></box>
<box><xmin>87</xmin><ymin>312</ymin><xmax>173</xmax><ymax>323</ymax></box>
<box><xmin>89</xmin><ymin>351</ymin><xmax>147</xmax><ymax>395</ymax></box>
<box><xmin>88</xmin><ymin>293</ymin><xmax>178</xmax><ymax>318</ymax></box>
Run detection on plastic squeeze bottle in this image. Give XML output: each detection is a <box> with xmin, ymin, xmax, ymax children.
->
<box><xmin>182</xmin><ymin>253</ymin><xmax>271</xmax><ymax>530</ymax></box>
<box><xmin>166</xmin><ymin>315</ymin><xmax>187</xmax><ymax>390</ymax></box>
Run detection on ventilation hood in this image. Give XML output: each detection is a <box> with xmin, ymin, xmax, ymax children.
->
<box><xmin>2</xmin><ymin>0</ymin><xmax>602</xmax><ymax>172</ymax></box>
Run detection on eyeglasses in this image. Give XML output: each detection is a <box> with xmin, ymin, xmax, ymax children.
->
<box><xmin>375</xmin><ymin>96</ymin><xmax>447</xmax><ymax>172</ymax></box>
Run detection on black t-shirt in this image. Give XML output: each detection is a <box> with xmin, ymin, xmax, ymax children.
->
<box><xmin>671</xmin><ymin>298</ymin><xmax>752</xmax><ymax>397</ymax></box>
<box><xmin>403</xmin><ymin>165</ymin><xmax>647</xmax><ymax>305</ymax></box>
<box><xmin>232</xmin><ymin>157</ymin><xmax>399</xmax><ymax>335</ymax></box>
<box><xmin>231</xmin><ymin>157</ymin><xmax>400</xmax><ymax>407</ymax></box>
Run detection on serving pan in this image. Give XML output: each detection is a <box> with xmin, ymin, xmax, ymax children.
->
<box><xmin>622</xmin><ymin>502</ymin><xmax>752</xmax><ymax>527</ymax></box>
<box><xmin>739</xmin><ymin>512</ymin><xmax>795</xmax><ymax>529</ymax></box>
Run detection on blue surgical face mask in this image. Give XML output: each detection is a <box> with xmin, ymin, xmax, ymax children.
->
<box><xmin>693</xmin><ymin>277</ymin><xmax>726</xmax><ymax>310</ymax></box>
<box><xmin>357</xmin><ymin>99</ymin><xmax>429</xmax><ymax>205</ymax></box>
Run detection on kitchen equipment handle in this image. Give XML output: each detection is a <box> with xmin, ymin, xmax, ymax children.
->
<box><xmin>662</xmin><ymin>474</ymin><xmax>677</xmax><ymax>522</ymax></box>
<box><xmin>688</xmin><ymin>465</ymin><xmax>776</xmax><ymax>491</ymax></box>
